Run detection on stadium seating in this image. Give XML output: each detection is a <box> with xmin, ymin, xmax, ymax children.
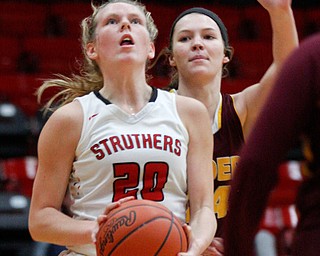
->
<box><xmin>0</xmin><ymin>2</ymin><xmax>317</xmax><ymax>113</ymax></box>
<box><xmin>231</xmin><ymin>41</ymin><xmax>272</xmax><ymax>79</ymax></box>
<box><xmin>22</xmin><ymin>37</ymin><xmax>82</xmax><ymax>75</ymax></box>
<box><xmin>0</xmin><ymin>37</ymin><xmax>21</xmax><ymax>74</ymax></box>
<box><xmin>0</xmin><ymin>1</ymin><xmax>47</xmax><ymax>37</ymax></box>
<box><xmin>48</xmin><ymin>2</ymin><xmax>91</xmax><ymax>38</ymax></box>
<box><xmin>0</xmin><ymin>74</ymin><xmax>43</xmax><ymax>116</ymax></box>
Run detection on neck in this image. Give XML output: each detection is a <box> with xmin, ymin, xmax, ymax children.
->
<box><xmin>99</xmin><ymin>70</ymin><xmax>152</xmax><ymax>115</ymax></box>
<box><xmin>177</xmin><ymin>78</ymin><xmax>221</xmax><ymax>124</ymax></box>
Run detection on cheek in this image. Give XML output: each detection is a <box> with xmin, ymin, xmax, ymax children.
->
<box><xmin>172</xmin><ymin>47</ymin><xmax>189</xmax><ymax>66</ymax></box>
<box><xmin>208</xmin><ymin>45</ymin><xmax>226</xmax><ymax>62</ymax></box>
<box><xmin>210</xmin><ymin>43</ymin><xmax>225</xmax><ymax>56</ymax></box>
<box><xmin>96</xmin><ymin>32</ymin><xmax>117</xmax><ymax>51</ymax></box>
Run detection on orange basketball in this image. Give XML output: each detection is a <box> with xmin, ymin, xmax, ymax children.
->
<box><xmin>96</xmin><ymin>199</ymin><xmax>188</xmax><ymax>256</ymax></box>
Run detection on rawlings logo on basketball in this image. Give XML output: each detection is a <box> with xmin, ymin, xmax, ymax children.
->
<box><xmin>98</xmin><ymin>210</ymin><xmax>136</xmax><ymax>254</ymax></box>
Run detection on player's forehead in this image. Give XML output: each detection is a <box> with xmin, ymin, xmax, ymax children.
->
<box><xmin>96</xmin><ymin>2</ymin><xmax>146</xmax><ymax>23</ymax></box>
<box><xmin>174</xmin><ymin>13</ymin><xmax>220</xmax><ymax>34</ymax></box>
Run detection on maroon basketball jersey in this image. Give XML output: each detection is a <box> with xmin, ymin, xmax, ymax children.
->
<box><xmin>213</xmin><ymin>93</ymin><xmax>244</xmax><ymax>237</ymax></box>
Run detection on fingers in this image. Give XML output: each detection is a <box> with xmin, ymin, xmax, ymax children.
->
<box><xmin>118</xmin><ymin>196</ymin><xmax>135</xmax><ymax>204</ymax></box>
<box><xmin>93</xmin><ymin>197</ymin><xmax>136</xmax><ymax>243</ymax></box>
<box><xmin>182</xmin><ymin>223</ymin><xmax>192</xmax><ymax>250</ymax></box>
<box><xmin>177</xmin><ymin>224</ymin><xmax>196</xmax><ymax>256</ymax></box>
<box><xmin>96</xmin><ymin>214</ymin><xmax>108</xmax><ymax>225</ymax></box>
<box><xmin>202</xmin><ymin>247</ymin><xmax>224</xmax><ymax>256</ymax></box>
<box><xmin>91</xmin><ymin>225</ymin><xmax>99</xmax><ymax>243</ymax></box>
<box><xmin>103</xmin><ymin>196</ymin><xmax>135</xmax><ymax>215</ymax></box>
<box><xmin>212</xmin><ymin>237</ymin><xmax>224</xmax><ymax>253</ymax></box>
<box><xmin>201</xmin><ymin>237</ymin><xmax>224</xmax><ymax>256</ymax></box>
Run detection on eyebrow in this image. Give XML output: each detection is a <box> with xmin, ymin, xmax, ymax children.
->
<box><xmin>103</xmin><ymin>12</ymin><xmax>144</xmax><ymax>19</ymax></box>
<box><xmin>101</xmin><ymin>12</ymin><xmax>145</xmax><ymax>24</ymax></box>
<box><xmin>177</xmin><ymin>27</ymin><xmax>218</xmax><ymax>34</ymax></box>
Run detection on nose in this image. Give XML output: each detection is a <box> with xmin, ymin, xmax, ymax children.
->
<box><xmin>121</xmin><ymin>19</ymin><xmax>131</xmax><ymax>31</ymax></box>
<box><xmin>192</xmin><ymin>36</ymin><xmax>204</xmax><ymax>51</ymax></box>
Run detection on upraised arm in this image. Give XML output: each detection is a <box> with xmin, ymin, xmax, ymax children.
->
<box><xmin>234</xmin><ymin>0</ymin><xmax>299</xmax><ymax>139</ymax></box>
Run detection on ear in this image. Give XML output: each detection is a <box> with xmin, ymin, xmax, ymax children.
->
<box><xmin>148</xmin><ymin>42</ymin><xmax>156</xmax><ymax>60</ymax></box>
<box><xmin>223</xmin><ymin>55</ymin><xmax>230</xmax><ymax>64</ymax></box>
<box><xmin>86</xmin><ymin>42</ymin><xmax>97</xmax><ymax>60</ymax></box>
<box><xmin>169</xmin><ymin>55</ymin><xmax>176</xmax><ymax>67</ymax></box>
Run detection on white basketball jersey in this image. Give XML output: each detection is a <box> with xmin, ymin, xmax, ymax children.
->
<box><xmin>67</xmin><ymin>88</ymin><xmax>189</xmax><ymax>255</ymax></box>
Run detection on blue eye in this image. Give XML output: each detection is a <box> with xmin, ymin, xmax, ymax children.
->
<box><xmin>179</xmin><ymin>36</ymin><xmax>190</xmax><ymax>42</ymax></box>
<box><xmin>106</xmin><ymin>18</ymin><xmax>117</xmax><ymax>25</ymax></box>
<box><xmin>131</xmin><ymin>18</ymin><xmax>141</xmax><ymax>24</ymax></box>
<box><xmin>204</xmin><ymin>35</ymin><xmax>215</xmax><ymax>40</ymax></box>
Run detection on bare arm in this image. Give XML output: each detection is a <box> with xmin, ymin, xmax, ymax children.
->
<box><xmin>28</xmin><ymin>101</ymin><xmax>96</xmax><ymax>246</ymax></box>
<box><xmin>176</xmin><ymin>96</ymin><xmax>216</xmax><ymax>255</ymax></box>
<box><xmin>233</xmin><ymin>0</ymin><xmax>299</xmax><ymax>139</ymax></box>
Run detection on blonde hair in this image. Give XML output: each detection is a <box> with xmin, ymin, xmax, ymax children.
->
<box><xmin>37</xmin><ymin>0</ymin><xmax>158</xmax><ymax>113</ymax></box>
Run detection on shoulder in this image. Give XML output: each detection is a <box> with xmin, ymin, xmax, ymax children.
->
<box><xmin>175</xmin><ymin>94</ymin><xmax>207</xmax><ymax>115</ymax></box>
<box><xmin>51</xmin><ymin>100</ymin><xmax>83</xmax><ymax>125</ymax></box>
<box><xmin>175</xmin><ymin>95</ymin><xmax>209</xmax><ymax>132</ymax></box>
<box><xmin>41</xmin><ymin>100</ymin><xmax>83</xmax><ymax>141</ymax></box>
<box><xmin>157</xmin><ymin>88</ymin><xmax>202</xmax><ymax>113</ymax></box>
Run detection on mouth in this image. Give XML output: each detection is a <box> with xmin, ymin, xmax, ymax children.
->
<box><xmin>189</xmin><ymin>55</ymin><xmax>209</xmax><ymax>62</ymax></box>
<box><xmin>120</xmin><ymin>35</ymin><xmax>134</xmax><ymax>46</ymax></box>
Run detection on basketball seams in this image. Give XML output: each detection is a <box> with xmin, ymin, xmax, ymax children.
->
<box><xmin>154</xmin><ymin>211</ymin><xmax>174</xmax><ymax>256</ymax></box>
<box><xmin>96</xmin><ymin>200</ymin><xmax>187</xmax><ymax>256</ymax></box>
<box><xmin>172</xmin><ymin>216</ymin><xmax>186</xmax><ymax>251</ymax></box>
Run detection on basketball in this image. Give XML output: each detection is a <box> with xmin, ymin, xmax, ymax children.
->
<box><xmin>96</xmin><ymin>199</ymin><xmax>188</xmax><ymax>256</ymax></box>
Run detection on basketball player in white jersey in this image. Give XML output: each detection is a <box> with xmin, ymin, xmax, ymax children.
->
<box><xmin>28</xmin><ymin>1</ymin><xmax>216</xmax><ymax>255</ymax></box>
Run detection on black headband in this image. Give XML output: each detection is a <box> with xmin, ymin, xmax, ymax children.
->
<box><xmin>169</xmin><ymin>7</ymin><xmax>229</xmax><ymax>50</ymax></box>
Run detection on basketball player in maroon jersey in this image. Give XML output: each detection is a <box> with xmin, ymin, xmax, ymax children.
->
<box><xmin>164</xmin><ymin>0</ymin><xmax>298</xmax><ymax>254</ymax></box>
<box><xmin>225</xmin><ymin>32</ymin><xmax>320</xmax><ymax>256</ymax></box>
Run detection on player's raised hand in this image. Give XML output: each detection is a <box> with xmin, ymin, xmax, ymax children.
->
<box><xmin>257</xmin><ymin>0</ymin><xmax>292</xmax><ymax>12</ymax></box>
